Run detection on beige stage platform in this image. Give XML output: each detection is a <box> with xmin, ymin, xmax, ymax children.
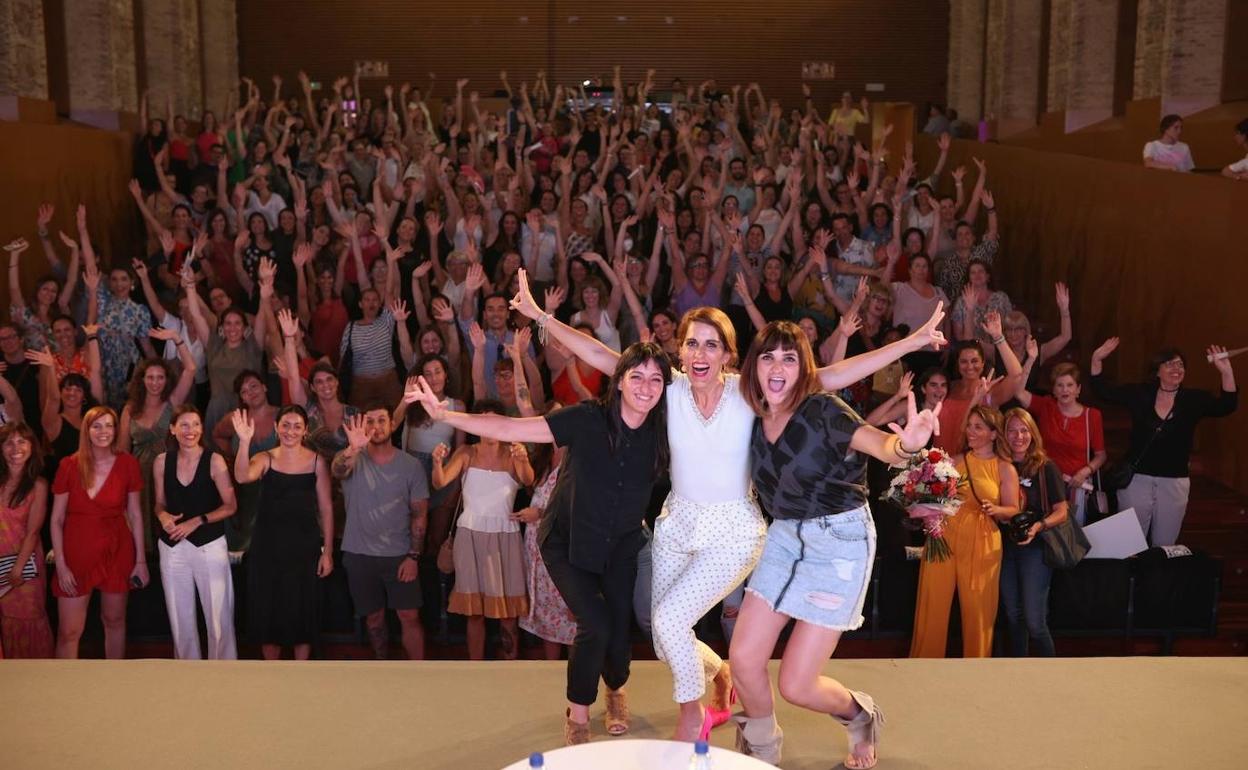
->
<box><xmin>1</xmin><ymin>657</ymin><xmax>1245</xmax><ymax>769</ymax></box>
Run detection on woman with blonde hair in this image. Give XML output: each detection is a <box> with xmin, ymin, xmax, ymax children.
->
<box><xmin>49</xmin><ymin>406</ymin><xmax>147</xmax><ymax>658</ymax></box>
<box><xmin>1001</xmin><ymin>408</ymin><xmax>1068</xmax><ymax>657</ymax></box>
<box><xmin>910</xmin><ymin>402</ymin><xmax>1020</xmax><ymax>658</ymax></box>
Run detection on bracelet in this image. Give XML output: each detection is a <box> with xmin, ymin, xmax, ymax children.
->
<box><xmin>893</xmin><ymin>437</ymin><xmax>921</xmax><ymax>460</ymax></box>
<box><xmin>37</xmin><ymin>229</ymin><xmax>49</xmax><ymax>239</ymax></box>
<box><xmin>406</xmin><ymin>552</ymin><xmax>421</xmax><ymax>561</ymax></box>
<box><xmin>536</xmin><ymin>312</ymin><xmax>551</xmax><ymax>344</ymax></box>
<box><xmin>175</xmin><ymin>340</ymin><xmax>186</xmax><ymax>347</ymax></box>
<box><xmin>985</xmin><ymin>206</ymin><xmax>996</xmax><ymax>212</ymax></box>
<box><xmin>991</xmin><ymin>335</ymin><xmax>1006</xmax><ymax>346</ymax></box>
<box><xmin>86</xmin><ymin>335</ymin><xmax>98</xmax><ymax>342</ymax></box>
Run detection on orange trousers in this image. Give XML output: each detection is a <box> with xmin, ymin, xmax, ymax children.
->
<box><xmin>909</xmin><ymin>506</ymin><xmax>1002</xmax><ymax>658</ymax></box>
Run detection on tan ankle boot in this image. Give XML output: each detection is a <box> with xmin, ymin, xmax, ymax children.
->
<box><xmin>731</xmin><ymin>713</ymin><xmax>783</xmax><ymax>765</ymax></box>
<box><xmin>564</xmin><ymin>709</ymin><xmax>590</xmax><ymax>746</ymax></box>
<box><xmin>604</xmin><ymin>690</ymin><xmax>630</xmax><ymax>736</ymax></box>
<box><xmin>833</xmin><ymin>690</ymin><xmax>885</xmax><ymax>769</ymax></box>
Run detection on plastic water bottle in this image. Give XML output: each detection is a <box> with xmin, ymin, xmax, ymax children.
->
<box><xmin>528</xmin><ymin>752</ymin><xmax>544</xmax><ymax>768</ymax></box>
<box><xmin>689</xmin><ymin>739</ymin><xmax>712</xmax><ymax>769</ymax></box>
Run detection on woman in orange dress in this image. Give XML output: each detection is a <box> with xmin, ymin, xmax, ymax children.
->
<box><xmin>50</xmin><ymin>406</ymin><xmax>149</xmax><ymax>659</ymax></box>
<box><xmin>0</xmin><ymin>422</ymin><xmax>54</xmax><ymax>657</ymax></box>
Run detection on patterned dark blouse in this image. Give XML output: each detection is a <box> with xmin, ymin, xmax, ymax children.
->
<box><xmin>750</xmin><ymin>393</ymin><xmax>868</xmax><ymax>521</ymax></box>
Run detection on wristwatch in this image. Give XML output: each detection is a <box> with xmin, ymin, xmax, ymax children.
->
<box><xmin>406</xmin><ymin>552</ymin><xmax>421</xmax><ymax>561</ymax></box>
<box><xmin>200</xmin><ymin>514</ymin><xmax>210</xmax><ymax>526</ymax></box>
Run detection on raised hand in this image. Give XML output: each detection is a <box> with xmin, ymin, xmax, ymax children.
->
<box><xmin>912</xmin><ymin>301</ymin><xmax>947</xmax><ymax>351</ymax></box>
<box><xmin>510</xmin><ymin>269</ymin><xmax>544</xmax><ymax>321</ymax></box>
<box><xmin>981</xmin><ymin>310</ymin><xmax>1004</xmax><ymax>341</ymax></box>
<box><xmin>431</xmin><ymin>442</ymin><xmax>450</xmax><ymax>463</ymax></box>
<box><xmin>37</xmin><ymin>203</ymin><xmax>54</xmax><ymax>228</ymax></box>
<box><xmin>3</xmin><ymin>237</ymin><xmax>29</xmax><ymax>256</ymax></box>
<box><xmin>512</xmin><ymin>325</ymin><xmax>533</xmax><ymax>360</ymax></box>
<box><xmin>149</xmin><ymin>326</ymin><xmax>181</xmax><ymax>342</ymax></box>
<box><xmin>890</xmin><ymin>391</ymin><xmax>943</xmax><ymax>451</ymax></box>
<box><xmin>468</xmin><ymin>322</ymin><xmax>486</xmax><ymax>351</ymax></box>
<box><xmin>277</xmin><ymin>307</ymin><xmax>300</xmax><ymax>338</ymax></box>
<box><xmin>231</xmin><ymin>409</ymin><xmax>255</xmax><ymax>444</ymax></box>
<box><xmin>509</xmin><ymin>442</ymin><xmax>528</xmax><ymax>462</ymax></box>
<box><xmin>424</xmin><ymin>210</ymin><xmax>443</xmax><ymax>239</ymax></box>
<box><xmin>404</xmin><ymin>377</ymin><xmax>450</xmax><ymax>422</ymax></box>
<box><xmin>543</xmin><ymin>284</ymin><xmax>565</xmax><ymax>315</ymax></box>
<box><xmin>464</xmin><ymin>263</ymin><xmax>486</xmax><ymax>293</ymax></box>
<box><xmin>158</xmin><ymin>229</ymin><xmax>176</xmax><ymax>256</ymax></box>
<box><xmin>292</xmin><ymin>243</ymin><xmax>313</xmax><ymax>270</ymax></box>
<box><xmin>24</xmin><ymin>347</ymin><xmax>56</xmax><ymax>368</ymax></box>
<box><xmin>343</xmin><ymin>413</ymin><xmax>369</xmax><ymax>452</ymax></box>
<box><xmin>1208</xmin><ymin>345</ymin><xmax>1234</xmax><ymax>376</ymax></box>
<box><xmin>57</xmin><ymin>231</ymin><xmax>79</xmax><ymax>251</ymax></box>
<box><xmin>389</xmin><ymin>299</ymin><xmax>410</xmax><ymax>322</ymax></box>
<box><xmin>981</xmin><ymin>190</ymin><xmax>995</xmax><ymax>209</ymax></box>
<box><xmin>897</xmin><ymin>369</ymin><xmax>915</xmax><ymax>396</ymax></box>
<box><xmin>838</xmin><ymin>310</ymin><xmax>862</xmax><ymax>337</ymax></box>
<box><xmin>1055</xmin><ymin>282</ymin><xmax>1070</xmax><ymax>314</ymax></box>
<box><xmin>431</xmin><ymin>297</ymin><xmax>454</xmax><ymax>323</ymax></box>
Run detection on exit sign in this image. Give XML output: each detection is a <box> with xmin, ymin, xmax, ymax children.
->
<box><xmin>356</xmin><ymin>61</ymin><xmax>390</xmax><ymax>78</ymax></box>
<box><xmin>801</xmin><ymin>62</ymin><xmax>835</xmax><ymax>80</ymax></box>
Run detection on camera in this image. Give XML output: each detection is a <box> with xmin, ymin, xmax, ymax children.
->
<box><xmin>1006</xmin><ymin>511</ymin><xmax>1042</xmax><ymax>543</ymax></box>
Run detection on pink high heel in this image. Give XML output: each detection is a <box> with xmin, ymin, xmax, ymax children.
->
<box><xmin>706</xmin><ymin>687</ymin><xmax>737</xmax><ymax>730</ymax></box>
<box><xmin>697</xmin><ymin>706</ymin><xmax>716</xmax><ymax>742</ymax></box>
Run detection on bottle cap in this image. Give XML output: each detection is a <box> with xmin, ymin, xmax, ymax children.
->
<box><xmin>694</xmin><ymin>740</ymin><xmax>709</xmax><ymax>754</ymax></box>
<box><xmin>528</xmin><ymin>752</ymin><xmax>544</xmax><ymax>767</ymax></box>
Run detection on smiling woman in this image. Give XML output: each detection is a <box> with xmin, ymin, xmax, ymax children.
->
<box><xmin>402</xmin><ymin>341</ymin><xmax>670</xmax><ymax>745</ymax></box>
<box><xmin>730</xmin><ymin>321</ymin><xmax>941</xmax><ymax>769</ymax></box>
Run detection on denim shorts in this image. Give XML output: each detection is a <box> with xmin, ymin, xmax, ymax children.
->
<box><xmin>745</xmin><ymin>505</ymin><xmax>876</xmax><ymax>631</ymax></box>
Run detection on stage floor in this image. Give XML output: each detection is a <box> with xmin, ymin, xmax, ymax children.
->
<box><xmin>2</xmin><ymin>657</ymin><xmax>1245</xmax><ymax>769</ymax></box>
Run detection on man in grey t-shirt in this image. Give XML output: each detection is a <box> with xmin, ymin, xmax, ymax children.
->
<box><xmin>332</xmin><ymin>403</ymin><xmax>429</xmax><ymax>659</ymax></box>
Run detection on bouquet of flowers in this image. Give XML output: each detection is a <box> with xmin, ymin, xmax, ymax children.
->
<box><xmin>881</xmin><ymin>447</ymin><xmax>962</xmax><ymax>562</ymax></box>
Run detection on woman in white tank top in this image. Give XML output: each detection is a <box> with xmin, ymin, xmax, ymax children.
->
<box><xmin>509</xmin><ymin>270</ymin><xmax>947</xmax><ymax>741</ymax></box>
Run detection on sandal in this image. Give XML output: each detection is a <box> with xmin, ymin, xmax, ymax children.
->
<box><xmin>564</xmin><ymin>709</ymin><xmax>590</xmax><ymax>746</ymax></box>
<box><xmin>604</xmin><ymin>689</ymin><xmax>630</xmax><ymax>736</ymax></box>
<box><xmin>707</xmin><ymin>661</ymin><xmax>736</xmax><ymax>728</ymax></box>
<box><xmin>731</xmin><ymin>713</ymin><xmax>784</xmax><ymax>766</ymax></box>
<box><xmin>834</xmin><ymin>690</ymin><xmax>885</xmax><ymax>769</ymax></box>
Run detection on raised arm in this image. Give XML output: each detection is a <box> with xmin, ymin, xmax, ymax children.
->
<box><xmin>405</xmin><ymin>376</ymin><xmax>555</xmax><ymax>444</ymax></box>
<box><xmin>818</xmin><ymin>302</ymin><xmax>947</xmax><ymax>390</ymax></box>
<box><xmin>511</xmin><ymin>269</ymin><xmax>620</xmax><ymax>375</ymax></box>
<box><xmin>1037</xmin><ymin>282</ymin><xmax>1072</xmax><ymax>364</ymax></box>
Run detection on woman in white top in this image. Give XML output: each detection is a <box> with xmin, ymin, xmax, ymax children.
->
<box><xmin>568</xmin><ymin>253</ymin><xmax>624</xmax><ymax>353</ymax></box>
<box><xmin>510</xmin><ymin>269</ymin><xmax>947</xmax><ymax>740</ymax></box>
<box><xmin>431</xmin><ymin>400</ymin><xmax>534</xmax><ymax>661</ymax></box>
<box><xmin>890</xmin><ymin>253</ymin><xmax>949</xmax><ymax>370</ymax></box>
<box><xmin>1143</xmin><ymin>114</ymin><xmax>1195</xmax><ymax>172</ymax></box>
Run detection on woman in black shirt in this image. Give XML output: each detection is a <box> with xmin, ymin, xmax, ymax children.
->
<box><xmin>729</xmin><ymin>321</ymin><xmax>941</xmax><ymax>769</ymax></box>
<box><xmin>1001</xmin><ymin>408</ymin><xmax>1068</xmax><ymax>658</ymax></box>
<box><xmin>1090</xmin><ymin>340</ymin><xmax>1237</xmax><ymax>546</ymax></box>
<box><xmin>403</xmin><ymin>342</ymin><xmax>670</xmax><ymax>746</ymax></box>
<box><xmin>152</xmin><ymin>405</ymin><xmax>238</xmax><ymax>659</ymax></box>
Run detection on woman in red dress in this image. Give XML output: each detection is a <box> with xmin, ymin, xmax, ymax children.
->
<box><xmin>49</xmin><ymin>406</ymin><xmax>149</xmax><ymax>659</ymax></box>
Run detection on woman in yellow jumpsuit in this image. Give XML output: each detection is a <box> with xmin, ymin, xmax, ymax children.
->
<box><xmin>910</xmin><ymin>405</ymin><xmax>1020</xmax><ymax>657</ymax></box>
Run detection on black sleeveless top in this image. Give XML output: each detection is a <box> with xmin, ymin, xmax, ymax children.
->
<box><xmin>161</xmin><ymin>449</ymin><xmax>225</xmax><ymax>547</ymax></box>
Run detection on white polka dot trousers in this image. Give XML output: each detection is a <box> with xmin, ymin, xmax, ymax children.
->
<box><xmin>651</xmin><ymin>493</ymin><xmax>766</xmax><ymax>703</ymax></box>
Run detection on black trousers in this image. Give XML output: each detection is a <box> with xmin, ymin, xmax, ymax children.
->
<box><xmin>541</xmin><ymin>532</ymin><xmax>639</xmax><ymax>706</ymax></box>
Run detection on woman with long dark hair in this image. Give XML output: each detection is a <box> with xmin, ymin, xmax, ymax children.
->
<box><xmin>152</xmin><ymin>405</ymin><xmax>238</xmax><ymax>659</ymax></box>
<box><xmin>232</xmin><ymin>404</ymin><xmax>333</xmax><ymax>660</ymax></box>
<box><xmin>404</xmin><ymin>341</ymin><xmax>672</xmax><ymax>745</ymax></box>
<box><xmin>729</xmin><ymin>321</ymin><xmax>941</xmax><ymax>768</ymax></box>
<box><xmin>0</xmin><ymin>422</ymin><xmax>54</xmax><ymax>657</ymax></box>
<box><xmin>50</xmin><ymin>406</ymin><xmax>149</xmax><ymax>659</ymax></box>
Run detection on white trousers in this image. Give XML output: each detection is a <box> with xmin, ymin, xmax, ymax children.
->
<box><xmin>651</xmin><ymin>493</ymin><xmax>765</xmax><ymax>703</ymax></box>
<box><xmin>158</xmin><ymin>537</ymin><xmax>238</xmax><ymax>660</ymax></box>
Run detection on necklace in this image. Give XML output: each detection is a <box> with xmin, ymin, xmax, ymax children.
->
<box><xmin>1159</xmin><ymin>386</ymin><xmax>1179</xmax><ymax>393</ymax></box>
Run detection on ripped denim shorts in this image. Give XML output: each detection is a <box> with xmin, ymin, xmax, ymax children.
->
<box><xmin>745</xmin><ymin>505</ymin><xmax>876</xmax><ymax>631</ymax></box>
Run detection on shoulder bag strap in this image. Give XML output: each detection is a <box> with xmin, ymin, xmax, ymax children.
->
<box><xmin>1130</xmin><ymin>401</ymin><xmax>1175</xmax><ymax>470</ymax></box>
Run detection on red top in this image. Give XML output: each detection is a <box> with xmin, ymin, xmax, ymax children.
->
<box><xmin>552</xmin><ymin>363</ymin><xmax>605</xmax><ymax>406</ymax></box>
<box><xmin>310</xmin><ymin>299</ymin><xmax>349</xmax><ymax>364</ymax></box>
<box><xmin>52</xmin><ymin>453</ymin><xmax>143</xmax><ymax>597</ymax></box>
<box><xmin>1027</xmin><ymin>395</ymin><xmax>1105</xmax><ymax>476</ymax></box>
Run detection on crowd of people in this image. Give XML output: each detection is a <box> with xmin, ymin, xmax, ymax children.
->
<box><xmin>0</xmin><ymin>67</ymin><xmax>1239</xmax><ymax>765</ymax></box>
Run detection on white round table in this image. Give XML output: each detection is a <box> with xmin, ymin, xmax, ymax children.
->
<box><xmin>500</xmin><ymin>738</ymin><xmax>773</xmax><ymax>769</ymax></box>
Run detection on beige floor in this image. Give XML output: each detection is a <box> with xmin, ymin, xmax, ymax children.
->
<box><xmin>1</xmin><ymin>657</ymin><xmax>1245</xmax><ymax>769</ymax></box>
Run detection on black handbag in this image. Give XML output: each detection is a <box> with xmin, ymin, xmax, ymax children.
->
<box><xmin>1103</xmin><ymin>402</ymin><xmax>1173</xmax><ymax>491</ymax></box>
<box><xmin>338</xmin><ymin>321</ymin><xmax>355</xmax><ymax>402</ymax></box>
<box><xmin>1039</xmin><ymin>466</ymin><xmax>1091</xmax><ymax>569</ymax></box>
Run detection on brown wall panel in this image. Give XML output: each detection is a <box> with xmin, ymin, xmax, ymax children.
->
<box><xmin>236</xmin><ymin>1</ymin><xmax>949</xmax><ymax>115</ymax></box>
